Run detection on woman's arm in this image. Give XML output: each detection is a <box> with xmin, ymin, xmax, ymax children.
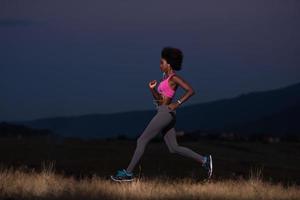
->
<box><xmin>171</xmin><ymin>75</ymin><xmax>196</xmax><ymax>106</ymax></box>
<box><xmin>148</xmin><ymin>80</ymin><xmax>162</xmax><ymax>101</ymax></box>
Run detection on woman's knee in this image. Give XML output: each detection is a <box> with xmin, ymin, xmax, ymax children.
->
<box><xmin>169</xmin><ymin>148</ymin><xmax>176</xmax><ymax>154</ymax></box>
<box><xmin>166</xmin><ymin>145</ymin><xmax>177</xmax><ymax>154</ymax></box>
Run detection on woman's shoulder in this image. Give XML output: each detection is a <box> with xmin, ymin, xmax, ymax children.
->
<box><xmin>169</xmin><ymin>74</ymin><xmax>186</xmax><ymax>86</ymax></box>
<box><xmin>168</xmin><ymin>74</ymin><xmax>180</xmax><ymax>87</ymax></box>
<box><xmin>169</xmin><ymin>73</ymin><xmax>182</xmax><ymax>80</ymax></box>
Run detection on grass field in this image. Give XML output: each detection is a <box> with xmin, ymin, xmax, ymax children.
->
<box><xmin>0</xmin><ymin>165</ymin><xmax>299</xmax><ymax>200</ymax></box>
<box><xmin>0</xmin><ymin>137</ymin><xmax>299</xmax><ymax>199</ymax></box>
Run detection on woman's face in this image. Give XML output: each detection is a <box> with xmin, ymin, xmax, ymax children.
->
<box><xmin>160</xmin><ymin>58</ymin><xmax>169</xmax><ymax>72</ymax></box>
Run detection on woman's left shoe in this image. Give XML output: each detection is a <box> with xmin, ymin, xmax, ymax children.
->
<box><xmin>110</xmin><ymin>169</ymin><xmax>135</xmax><ymax>182</ymax></box>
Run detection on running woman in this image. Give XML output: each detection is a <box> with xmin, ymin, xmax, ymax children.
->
<box><xmin>111</xmin><ymin>47</ymin><xmax>212</xmax><ymax>182</ymax></box>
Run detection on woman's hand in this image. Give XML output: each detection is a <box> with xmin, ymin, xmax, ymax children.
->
<box><xmin>167</xmin><ymin>102</ymin><xmax>179</xmax><ymax>111</ymax></box>
<box><xmin>149</xmin><ymin>80</ymin><xmax>157</xmax><ymax>89</ymax></box>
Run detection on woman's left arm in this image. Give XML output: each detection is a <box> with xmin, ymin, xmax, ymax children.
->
<box><xmin>169</xmin><ymin>75</ymin><xmax>196</xmax><ymax>109</ymax></box>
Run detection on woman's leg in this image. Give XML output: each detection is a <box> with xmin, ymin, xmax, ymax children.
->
<box><xmin>163</xmin><ymin>127</ymin><xmax>205</xmax><ymax>164</ymax></box>
<box><xmin>126</xmin><ymin>111</ymin><xmax>173</xmax><ymax>173</ymax></box>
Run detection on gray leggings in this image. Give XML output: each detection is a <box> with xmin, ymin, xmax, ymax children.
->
<box><xmin>126</xmin><ymin>104</ymin><xmax>205</xmax><ymax>173</ymax></box>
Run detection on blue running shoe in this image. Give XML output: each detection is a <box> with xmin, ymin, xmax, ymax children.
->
<box><xmin>110</xmin><ymin>169</ymin><xmax>134</xmax><ymax>182</ymax></box>
<box><xmin>202</xmin><ymin>155</ymin><xmax>213</xmax><ymax>179</ymax></box>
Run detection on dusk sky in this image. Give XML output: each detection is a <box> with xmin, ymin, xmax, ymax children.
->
<box><xmin>1</xmin><ymin>0</ymin><xmax>300</xmax><ymax>121</ymax></box>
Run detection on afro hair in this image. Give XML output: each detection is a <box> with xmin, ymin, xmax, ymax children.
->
<box><xmin>161</xmin><ymin>47</ymin><xmax>184</xmax><ymax>71</ymax></box>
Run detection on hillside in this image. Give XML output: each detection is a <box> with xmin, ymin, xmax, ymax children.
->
<box><xmin>9</xmin><ymin>81</ymin><xmax>300</xmax><ymax>138</ymax></box>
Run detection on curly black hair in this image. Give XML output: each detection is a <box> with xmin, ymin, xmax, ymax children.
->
<box><xmin>161</xmin><ymin>47</ymin><xmax>184</xmax><ymax>71</ymax></box>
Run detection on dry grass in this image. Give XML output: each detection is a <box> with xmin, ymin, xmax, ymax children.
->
<box><xmin>0</xmin><ymin>163</ymin><xmax>299</xmax><ymax>200</ymax></box>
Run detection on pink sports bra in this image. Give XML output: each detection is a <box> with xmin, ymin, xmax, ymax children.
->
<box><xmin>157</xmin><ymin>73</ymin><xmax>176</xmax><ymax>98</ymax></box>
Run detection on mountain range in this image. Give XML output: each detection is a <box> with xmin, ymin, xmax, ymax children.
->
<box><xmin>7</xmin><ymin>81</ymin><xmax>300</xmax><ymax>139</ymax></box>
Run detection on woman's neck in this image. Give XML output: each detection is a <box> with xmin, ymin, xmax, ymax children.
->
<box><xmin>166</xmin><ymin>71</ymin><xmax>175</xmax><ymax>76</ymax></box>
<box><xmin>163</xmin><ymin>71</ymin><xmax>175</xmax><ymax>80</ymax></box>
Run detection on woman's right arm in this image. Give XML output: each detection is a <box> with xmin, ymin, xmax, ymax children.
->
<box><xmin>148</xmin><ymin>80</ymin><xmax>162</xmax><ymax>101</ymax></box>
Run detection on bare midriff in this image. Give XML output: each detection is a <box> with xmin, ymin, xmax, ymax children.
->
<box><xmin>157</xmin><ymin>95</ymin><xmax>172</xmax><ymax>106</ymax></box>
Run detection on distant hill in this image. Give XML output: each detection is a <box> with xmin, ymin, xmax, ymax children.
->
<box><xmin>226</xmin><ymin>103</ymin><xmax>300</xmax><ymax>135</ymax></box>
<box><xmin>0</xmin><ymin>122</ymin><xmax>54</xmax><ymax>138</ymax></box>
<box><xmin>8</xmin><ymin>81</ymin><xmax>300</xmax><ymax>138</ymax></box>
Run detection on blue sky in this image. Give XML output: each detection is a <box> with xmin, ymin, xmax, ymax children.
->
<box><xmin>1</xmin><ymin>0</ymin><xmax>300</xmax><ymax>121</ymax></box>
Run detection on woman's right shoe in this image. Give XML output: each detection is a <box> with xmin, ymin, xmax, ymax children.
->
<box><xmin>202</xmin><ymin>155</ymin><xmax>213</xmax><ymax>179</ymax></box>
<box><xmin>110</xmin><ymin>169</ymin><xmax>135</xmax><ymax>182</ymax></box>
